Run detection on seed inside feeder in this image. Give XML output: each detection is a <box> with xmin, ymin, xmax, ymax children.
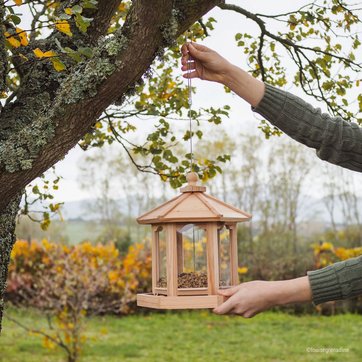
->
<box><xmin>158</xmin><ymin>272</ymin><xmax>208</xmax><ymax>288</ymax></box>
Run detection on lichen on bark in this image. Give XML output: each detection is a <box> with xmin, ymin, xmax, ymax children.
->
<box><xmin>0</xmin><ymin>193</ymin><xmax>22</xmax><ymax>333</ymax></box>
<box><xmin>161</xmin><ymin>8</ymin><xmax>182</xmax><ymax>47</ymax></box>
<box><xmin>0</xmin><ymin>32</ymin><xmax>128</xmax><ymax>173</ymax></box>
<box><xmin>58</xmin><ymin>33</ymin><xmax>128</xmax><ymax>105</ymax></box>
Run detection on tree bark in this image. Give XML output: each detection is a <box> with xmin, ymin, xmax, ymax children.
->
<box><xmin>0</xmin><ymin>194</ymin><xmax>22</xmax><ymax>333</ymax></box>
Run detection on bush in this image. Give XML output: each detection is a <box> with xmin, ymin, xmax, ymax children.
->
<box><xmin>6</xmin><ymin>239</ymin><xmax>151</xmax><ymax>314</ymax></box>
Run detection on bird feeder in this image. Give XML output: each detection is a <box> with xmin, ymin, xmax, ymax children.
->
<box><xmin>137</xmin><ymin>172</ymin><xmax>251</xmax><ymax>309</ymax></box>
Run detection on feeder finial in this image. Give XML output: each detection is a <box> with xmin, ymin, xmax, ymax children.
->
<box><xmin>181</xmin><ymin>172</ymin><xmax>206</xmax><ymax>193</ymax></box>
<box><xmin>186</xmin><ymin>172</ymin><xmax>199</xmax><ymax>186</ymax></box>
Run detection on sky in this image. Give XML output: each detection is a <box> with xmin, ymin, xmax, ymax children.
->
<box><xmin>21</xmin><ymin>1</ymin><xmax>361</xmax><ymax>202</ymax></box>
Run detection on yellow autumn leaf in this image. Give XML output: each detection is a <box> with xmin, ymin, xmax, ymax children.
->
<box><xmin>55</xmin><ymin>21</ymin><xmax>73</xmax><ymax>37</ymax></box>
<box><xmin>43</xmin><ymin>50</ymin><xmax>57</xmax><ymax>57</ymax></box>
<box><xmin>118</xmin><ymin>3</ymin><xmax>126</xmax><ymax>12</ymax></box>
<box><xmin>51</xmin><ymin>58</ymin><xmax>66</xmax><ymax>72</ymax></box>
<box><xmin>15</xmin><ymin>27</ymin><xmax>29</xmax><ymax>46</ymax></box>
<box><xmin>4</xmin><ymin>32</ymin><xmax>21</xmax><ymax>48</ymax></box>
<box><xmin>14</xmin><ymin>0</ymin><xmax>22</xmax><ymax>5</ymax></box>
<box><xmin>33</xmin><ymin>48</ymin><xmax>57</xmax><ymax>58</ymax></box>
<box><xmin>33</xmin><ymin>48</ymin><xmax>45</xmax><ymax>58</ymax></box>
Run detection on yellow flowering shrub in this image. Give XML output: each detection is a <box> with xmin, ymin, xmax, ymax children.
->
<box><xmin>312</xmin><ymin>241</ymin><xmax>362</xmax><ymax>268</ymax></box>
<box><xmin>7</xmin><ymin>239</ymin><xmax>151</xmax><ymax>314</ymax></box>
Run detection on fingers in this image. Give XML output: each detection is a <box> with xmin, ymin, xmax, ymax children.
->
<box><xmin>181</xmin><ymin>42</ymin><xmax>210</xmax><ymax>61</ymax></box>
<box><xmin>181</xmin><ymin>62</ymin><xmax>195</xmax><ymax>71</ymax></box>
<box><xmin>213</xmin><ymin>293</ymin><xmax>238</xmax><ymax>314</ymax></box>
<box><xmin>181</xmin><ymin>43</ymin><xmax>189</xmax><ymax>56</ymax></box>
<box><xmin>187</xmin><ymin>43</ymin><xmax>209</xmax><ymax>61</ymax></box>
<box><xmin>182</xmin><ymin>70</ymin><xmax>198</xmax><ymax>79</ymax></box>
<box><xmin>189</xmin><ymin>42</ymin><xmax>210</xmax><ymax>52</ymax></box>
<box><xmin>217</xmin><ymin>285</ymin><xmax>241</xmax><ymax>298</ymax></box>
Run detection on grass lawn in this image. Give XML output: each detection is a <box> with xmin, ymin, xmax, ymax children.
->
<box><xmin>1</xmin><ymin>308</ymin><xmax>361</xmax><ymax>362</ymax></box>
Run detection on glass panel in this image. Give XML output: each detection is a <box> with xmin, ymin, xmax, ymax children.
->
<box><xmin>156</xmin><ymin>227</ymin><xmax>167</xmax><ymax>288</ymax></box>
<box><xmin>218</xmin><ymin>226</ymin><xmax>231</xmax><ymax>287</ymax></box>
<box><xmin>177</xmin><ymin>224</ymin><xmax>207</xmax><ymax>288</ymax></box>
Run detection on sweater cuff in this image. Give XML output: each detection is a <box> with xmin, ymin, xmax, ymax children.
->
<box><xmin>251</xmin><ymin>83</ymin><xmax>287</xmax><ymax>122</ymax></box>
<box><xmin>307</xmin><ymin>266</ymin><xmax>343</xmax><ymax>305</ymax></box>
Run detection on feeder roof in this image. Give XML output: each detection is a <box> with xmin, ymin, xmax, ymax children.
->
<box><xmin>137</xmin><ymin>173</ymin><xmax>252</xmax><ymax>224</ymax></box>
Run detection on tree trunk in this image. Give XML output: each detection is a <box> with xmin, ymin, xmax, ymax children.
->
<box><xmin>0</xmin><ymin>193</ymin><xmax>22</xmax><ymax>333</ymax></box>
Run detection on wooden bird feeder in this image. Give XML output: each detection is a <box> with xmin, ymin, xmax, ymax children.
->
<box><xmin>136</xmin><ymin>172</ymin><xmax>251</xmax><ymax>309</ymax></box>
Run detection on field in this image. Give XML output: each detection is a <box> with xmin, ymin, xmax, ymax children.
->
<box><xmin>1</xmin><ymin>308</ymin><xmax>362</xmax><ymax>362</ymax></box>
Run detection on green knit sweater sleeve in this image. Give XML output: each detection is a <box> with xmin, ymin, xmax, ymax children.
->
<box><xmin>252</xmin><ymin>83</ymin><xmax>362</xmax><ymax>172</ymax></box>
<box><xmin>252</xmin><ymin>83</ymin><xmax>362</xmax><ymax>305</ymax></box>
<box><xmin>307</xmin><ymin>256</ymin><xmax>362</xmax><ymax>305</ymax></box>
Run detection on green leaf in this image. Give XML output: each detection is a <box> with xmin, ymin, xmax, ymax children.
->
<box><xmin>9</xmin><ymin>14</ymin><xmax>21</xmax><ymax>25</ymax></box>
<box><xmin>81</xmin><ymin>0</ymin><xmax>98</xmax><ymax>9</ymax></box>
<box><xmin>75</xmin><ymin>14</ymin><xmax>93</xmax><ymax>33</ymax></box>
<box><xmin>59</xmin><ymin>13</ymin><xmax>72</xmax><ymax>20</ymax></box>
<box><xmin>78</xmin><ymin>47</ymin><xmax>93</xmax><ymax>58</ymax></box>
<box><xmin>51</xmin><ymin>58</ymin><xmax>67</xmax><ymax>72</ymax></box>
<box><xmin>72</xmin><ymin>5</ymin><xmax>83</xmax><ymax>14</ymax></box>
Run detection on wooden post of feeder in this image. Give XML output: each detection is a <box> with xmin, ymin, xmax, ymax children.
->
<box><xmin>229</xmin><ymin>224</ymin><xmax>239</xmax><ymax>285</ymax></box>
<box><xmin>176</xmin><ymin>231</ymin><xmax>184</xmax><ymax>275</ymax></box>
<box><xmin>151</xmin><ymin>225</ymin><xmax>159</xmax><ymax>294</ymax></box>
<box><xmin>207</xmin><ymin>223</ymin><xmax>219</xmax><ymax>295</ymax></box>
<box><xmin>166</xmin><ymin>224</ymin><xmax>178</xmax><ymax>296</ymax></box>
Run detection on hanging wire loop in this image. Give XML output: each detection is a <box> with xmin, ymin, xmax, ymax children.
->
<box><xmin>186</xmin><ymin>41</ymin><xmax>194</xmax><ymax>172</ymax></box>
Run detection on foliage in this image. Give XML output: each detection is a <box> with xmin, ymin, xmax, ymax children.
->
<box><xmin>225</xmin><ymin>1</ymin><xmax>362</xmax><ymax>128</ymax></box>
<box><xmin>19</xmin><ymin>168</ymin><xmax>63</xmax><ymax>230</ymax></box>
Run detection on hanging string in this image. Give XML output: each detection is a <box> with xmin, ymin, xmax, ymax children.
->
<box><xmin>186</xmin><ymin>40</ymin><xmax>194</xmax><ymax>172</ymax></box>
<box><xmin>186</xmin><ymin>34</ymin><xmax>197</xmax><ymax>273</ymax></box>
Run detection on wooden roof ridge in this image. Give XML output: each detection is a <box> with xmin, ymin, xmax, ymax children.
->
<box><xmin>202</xmin><ymin>193</ymin><xmax>252</xmax><ymax>219</ymax></box>
<box><xmin>137</xmin><ymin>193</ymin><xmax>184</xmax><ymax>221</ymax></box>
<box><xmin>194</xmin><ymin>192</ymin><xmax>223</xmax><ymax>217</ymax></box>
<box><xmin>158</xmin><ymin>192</ymin><xmax>192</xmax><ymax>219</ymax></box>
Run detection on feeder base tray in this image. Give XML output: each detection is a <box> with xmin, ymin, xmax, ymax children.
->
<box><xmin>137</xmin><ymin>293</ymin><xmax>225</xmax><ymax>309</ymax></box>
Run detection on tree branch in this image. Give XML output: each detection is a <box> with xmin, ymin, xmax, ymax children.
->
<box><xmin>219</xmin><ymin>3</ymin><xmax>361</xmax><ymax>70</ymax></box>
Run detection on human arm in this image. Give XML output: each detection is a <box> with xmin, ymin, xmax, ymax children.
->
<box><xmin>181</xmin><ymin>43</ymin><xmax>362</xmax><ymax>172</ymax></box>
<box><xmin>213</xmin><ymin>276</ymin><xmax>312</xmax><ymax>318</ymax></box>
<box><xmin>213</xmin><ymin>255</ymin><xmax>362</xmax><ymax>317</ymax></box>
<box><xmin>181</xmin><ymin>42</ymin><xmax>265</xmax><ymax>107</ymax></box>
